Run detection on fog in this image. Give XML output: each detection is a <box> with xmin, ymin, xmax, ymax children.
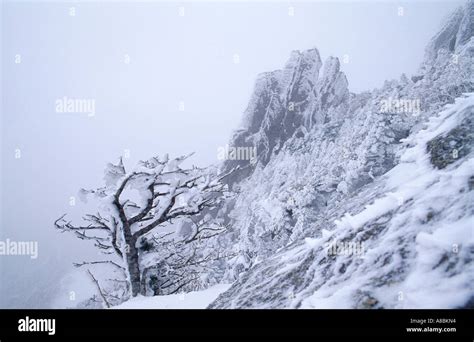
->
<box><xmin>0</xmin><ymin>0</ymin><xmax>461</xmax><ymax>308</ymax></box>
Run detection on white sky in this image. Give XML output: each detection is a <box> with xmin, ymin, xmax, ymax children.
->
<box><xmin>0</xmin><ymin>0</ymin><xmax>463</xmax><ymax>307</ymax></box>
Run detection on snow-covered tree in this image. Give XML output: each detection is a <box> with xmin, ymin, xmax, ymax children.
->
<box><xmin>55</xmin><ymin>153</ymin><xmax>236</xmax><ymax>299</ymax></box>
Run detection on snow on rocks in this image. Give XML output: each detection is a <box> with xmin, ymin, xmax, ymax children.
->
<box><xmin>210</xmin><ymin>94</ymin><xmax>474</xmax><ymax>309</ymax></box>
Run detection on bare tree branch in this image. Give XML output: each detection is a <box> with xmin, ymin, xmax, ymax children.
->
<box><xmin>87</xmin><ymin>269</ymin><xmax>111</xmax><ymax>309</ymax></box>
<box><xmin>73</xmin><ymin>260</ymin><xmax>126</xmax><ymax>272</ymax></box>
<box><xmin>56</xmin><ymin>154</ymin><xmax>237</xmax><ymax>300</ymax></box>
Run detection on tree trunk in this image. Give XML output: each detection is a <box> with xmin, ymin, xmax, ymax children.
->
<box><xmin>124</xmin><ymin>237</ymin><xmax>142</xmax><ymax>297</ymax></box>
<box><xmin>140</xmin><ymin>267</ymin><xmax>150</xmax><ymax>296</ymax></box>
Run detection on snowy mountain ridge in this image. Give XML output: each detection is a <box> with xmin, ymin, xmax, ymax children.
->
<box><xmin>205</xmin><ymin>1</ymin><xmax>474</xmax><ymax>308</ymax></box>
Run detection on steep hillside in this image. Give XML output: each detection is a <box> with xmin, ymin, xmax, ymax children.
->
<box><xmin>208</xmin><ymin>1</ymin><xmax>473</xmax><ymax>308</ymax></box>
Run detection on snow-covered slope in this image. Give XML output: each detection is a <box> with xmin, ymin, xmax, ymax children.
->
<box><xmin>211</xmin><ymin>94</ymin><xmax>474</xmax><ymax>309</ymax></box>
<box><xmin>114</xmin><ymin>284</ymin><xmax>230</xmax><ymax>309</ymax></box>
<box><xmin>207</xmin><ymin>1</ymin><xmax>474</xmax><ymax>308</ymax></box>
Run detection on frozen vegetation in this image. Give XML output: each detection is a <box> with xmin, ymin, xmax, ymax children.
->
<box><xmin>208</xmin><ymin>1</ymin><xmax>474</xmax><ymax>309</ymax></box>
<box><xmin>59</xmin><ymin>1</ymin><xmax>473</xmax><ymax>309</ymax></box>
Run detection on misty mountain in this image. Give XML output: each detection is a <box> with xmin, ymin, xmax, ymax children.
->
<box><xmin>206</xmin><ymin>0</ymin><xmax>474</xmax><ymax>309</ymax></box>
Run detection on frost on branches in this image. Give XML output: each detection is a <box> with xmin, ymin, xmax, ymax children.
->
<box><xmin>55</xmin><ymin>153</ymin><xmax>237</xmax><ymax>306</ymax></box>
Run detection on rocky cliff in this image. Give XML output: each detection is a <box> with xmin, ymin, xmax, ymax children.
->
<box><xmin>209</xmin><ymin>1</ymin><xmax>474</xmax><ymax>308</ymax></box>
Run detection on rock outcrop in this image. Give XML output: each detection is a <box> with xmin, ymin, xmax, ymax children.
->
<box><xmin>208</xmin><ymin>1</ymin><xmax>474</xmax><ymax>309</ymax></box>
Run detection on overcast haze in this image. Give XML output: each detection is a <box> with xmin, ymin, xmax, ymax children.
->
<box><xmin>1</xmin><ymin>0</ymin><xmax>462</xmax><ymax>308</ymax></box>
